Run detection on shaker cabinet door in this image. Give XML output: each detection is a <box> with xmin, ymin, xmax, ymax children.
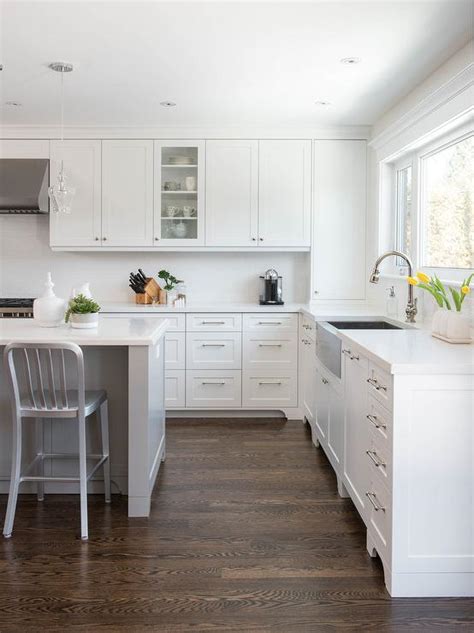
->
<box><xmin>258</xmin><ymin>140</ymin><xmax>311</xmax><ymax>247</ymax></box>
<box><xmin>49</xmin><ymin>140</ymin><xmax>102</xmax><ymax>247</ymax></box>
<box><xmin>205</xmin><ymin>140</ymin><xmax>259</xmax><ymax>246</ymax></box>
<box><xmin>102</xmin><ymin>140</ymin><xmax>154</xmax><ymax>246</ymax></box>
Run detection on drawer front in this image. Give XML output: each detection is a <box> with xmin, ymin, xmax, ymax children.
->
<box><xmin>186</xmin><ymin>332</ymin><xmax>242</xmax><ymax>370</ymax></box>
<box><xmin>243</xmin><ymin>313</ymin><xmax>298</xmax><ymax>333</ymax></box>
<box><xmin>367</xmin><ymin>477</ymin><xmax>391</xmax><ymax>555</ymax></box>
<box><xmin>243</xmin><ymin>333</ymin><xmax>297</xmax><ymax>370</ymax></box>
<box><xmin>165</xmin><ymin>370</ymin><xmax>186</xmax><ymax>408</ymax></box>
<box><xmin>366</xmin><ymin>433</ymin><xmax>391</xmax><ymax>489</ymax></box>
<box><xmin>367</xmin><ymin>362</ymin><xmax>393</xmax><ymax>410</ymax></box>
<box><xmin>186</xmin><ymin>370</ymin><xmax>241</xmax><ymax>408</ymax></box>
<box><xmin>186</xmin><ymin>313</ymin><xmax>242</xmax><ymax>332</ymax></box>
<box><xmin>341</xmin><ymin>347</ymin><xmax>369</xmax><ymax>373</ymax></box>
<box><xmin>367</xmin><ymin>396</ymin><xmax>391</xmax><ymax>445</ymax></box>
<box><xmin>102</xmin><ymin>312</ymin><xmax>185</xmax><ymax>331</ymax></box>
<box><xmin>165</xmin><ymin>332</ymin><xmax>186</xmax><ymax>370</ymax></box>
<box><xmin>242</xmin><ymin>371</ymin><xmax>297</xmax><ymax>407</ymax></box>
<box><xmin>300</xmin><ymin>315</ymin><xmax>316</xmax><ymax>341</ymax></box>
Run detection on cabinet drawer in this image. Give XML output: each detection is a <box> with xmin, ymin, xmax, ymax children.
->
<box><xmin>242</xmin><ymin>371</ymin><xmax>297</xmax><ymax>407</ymax></box>
<box><xmin>165</xmin><ymin>332</ymin><xmax>186</xmax><ymax>370</ymax></box>
<box><xmin>165</xmin><ymin>370</ymin><xmax>185</xmax><ymax>408</ymax></box>
<box><xmin>186</xmin><ymin>370</ymin><xmax>241</xmax><ymax>408</ymax></box>
<box><xmin>243</xmin><ymin>333</ymin><xmax>297</xmax><ymax>370</ymax></box>
<box><xmin>367</xmin><ymin>362</ymin><xmax>393</xmax><ymax>410</ymax></box>
<box><xmin>243</xmin><ymin>313</ymin><xmax>298</xmax><ymax>333</ymax></box>
<box><xmin>300</xmin><ymin>315</ymin><xmax>316</xmax><ymax>341</ymax></box>
<box><xmin>366</xmin><ymin>433</ymin><xmax>391</xmax><ymax>489</ymax></box>
<box><xmin>367</xmin><ymin>477</ymin><xmax>391</xmax><ymax>556</ymax></box>
<box><xmin>367</xmin><ymin>396</ymin><xmax>391</xmax><ymax>445</ymax></box>
<box><xmin>186</xmin><ymin>332</ymin><xmax>241</xmax><ymax>370</ymax></box>
<box><xmin>186</xmin><ymin>313</ymin><xmax>242</xmax><ymax>332</ymax></box>
<box><xmin>102</xmin><ymin>313</ymin><xmax>185</xmax><ymax>331</ymax></box>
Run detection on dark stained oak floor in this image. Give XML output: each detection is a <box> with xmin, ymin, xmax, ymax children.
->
<box><xmin>0</xmin><ymin>419</ymin><xmax>472</xmax><ymax>632</ymax></box>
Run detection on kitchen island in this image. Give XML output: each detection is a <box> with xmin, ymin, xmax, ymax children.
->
<box><xmin>0</xmin><ymin>316</ymin><xmax>168</xmax><ymax>517</ymax></box>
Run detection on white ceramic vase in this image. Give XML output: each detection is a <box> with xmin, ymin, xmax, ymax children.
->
<box><xmin>446</xmin><ymin>311</ymin><xmax>471</xmax><ymax>342</ymax></box>
<box><xmin>70</xmin><ymin>312</ymin><xmax>99</xmax><ymax>329</ymax></box>
<box><xmin>33</xmin><ymin>273</ymin><xmax>66</xmax><ymax>327</ymax></box>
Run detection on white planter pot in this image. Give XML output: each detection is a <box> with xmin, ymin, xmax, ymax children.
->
<box><xmin>70</xmin><ymin>312</ymin><xmax>99</xmax><ymax>329</ymax></box>
<box><xmin>431</xmin><ymin>309</ymin><xmax>445</xmax><ymax>336</ymax></box>
<box><xmin>446</xmin><ymin>311</ymin><xmax>471</xmax><ymax>342</ymax></box>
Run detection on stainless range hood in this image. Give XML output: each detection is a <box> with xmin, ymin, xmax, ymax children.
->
<box><xmin>0</xmin><ymin>159</ymin><xmax>50</xmax><ymax>214</ymax></box>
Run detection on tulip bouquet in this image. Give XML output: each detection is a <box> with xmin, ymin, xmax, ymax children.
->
<box><xmin>407</xmin><ymin>272</ymin><xmax>472</xmax><ymax>312</ymax></box>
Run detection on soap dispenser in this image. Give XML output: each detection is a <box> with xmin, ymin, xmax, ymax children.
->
<box><xmin>386</xmin><ymin>286</ymin><xmax>398</xmax><ymax>318</ymax></box>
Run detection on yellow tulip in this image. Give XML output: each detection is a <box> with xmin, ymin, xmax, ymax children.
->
<box><xmin>461</xmin><ymin>285</ymin><xmax>470</xmax><ymax>295</ymax></box>
<box><xmin>407</xmin><ymin>277</ymin><xmax>419</xmax><ymax>286</ymax></box>
<box><xmin>417</xmin><ymin>272</ymin><xmax>430</xmax><ymax>283</ymax></box>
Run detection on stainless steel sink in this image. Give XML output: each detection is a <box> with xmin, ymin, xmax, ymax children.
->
<box><xmin>327</xmin><ymin>320</ymin><xmax>402</xmax><ymax>330</ymax></box>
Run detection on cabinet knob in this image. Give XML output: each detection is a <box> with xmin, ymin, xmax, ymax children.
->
<box><xmin>259</xmin><ymin>237</ymin><xmax>264</xmax><ymax>242</ymax></box>
<box><xmin>155</xmin><ymin>237</ymin><xmax>159</xmax><ymax>241</ymax></box>
<box><xmin>314</xmin><ymin>290</ymin><xmax>319</xmax><ymax>295</ymax></box>
<box><xmin>252</xmin><ymin>237</ymin><xmax>256</xmax><ymax>241</ymax></box>
<box><xmin>102</xmin><ymin>237</ymin><xmax>107</xmax><ymax>241</ymax></box>
<box><xmin>95</xmin><ymin>237</ymin><xmax>99</xmax><ymax>241</ymax></box>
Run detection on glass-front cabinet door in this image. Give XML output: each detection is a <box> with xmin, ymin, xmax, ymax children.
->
<box><xmin>154</xmin><ymin>140</ymin><xmax>205</xmax><ymax>246</ymax></box>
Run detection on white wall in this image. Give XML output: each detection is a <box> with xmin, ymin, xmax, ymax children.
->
<box><xmin>366</xmin><ymin>42</ymin><xmax>473</xmax><ymax>324</ymax></box>
<box><xmin>0</xmin><ymin>215</ymin><xmax>309</xmax><ymax>304</ymax></box>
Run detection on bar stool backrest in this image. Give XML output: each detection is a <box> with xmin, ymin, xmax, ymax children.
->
<box><xmin>4</xmin><ymin>342</ymin><xmax>85</xmax><ymax>416</ymax></box>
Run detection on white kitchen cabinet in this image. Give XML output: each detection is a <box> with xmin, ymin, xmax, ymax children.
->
<box><xmin>154</xmin><ymin>140</ymin><xmax>205</xmax><ymax>246</ymax></box>
<box><xmin>327</xmin><ymin>381</ymin><xmax>344</xmax><ymax>471</ymax></box>
<box><xmin>165</xmin><ymin>370</ymin><xmax>186</xmax><ymax>408</ymax></box>
<box><xmin>164</xmin><ymin>332</ymin><xmax>186</xmax><ymax>370</ymax></box>
<box><xmin>186</xmin><ymin>370</ymin><xmax>241</xmax><ymax>408</ymax></box>
<box><xmin>258</xmin><ymin>140</ymin><xmax>311</xmax><ymax>247</ymax></box>
<box><xmin>242</xmin><ymin>371</ymin><xmax>297</xmax><ymax>408</ymax></box>
<box><xmin>314</xmin><ymin>364</ymin><xmax>329</xmax><ymax>443</ymax></box>
<box><xmin>205</xmin><ymin>140</ymin><xmax>259</xmax><ymax>246</ymax></box>
<box><xmin>343</xmin><ymin>351</ymin><xmax>370</xmax><ymax>521</ymax></box>
<box><xmin>312</xmin><ymin>140</ymin><xmax>366</xmax><ymax>300</ymax></box>
<box><xmin>186</xmin><ymin>313</ymin><xmax>241</xmax><ymax>332</ymax></box>
<box><xmin>300</xmin><ymin>336</ymin><xmax>316</xmax><ymax>424</ymax></box>
<box><xmin>186</xmin><ymin>332</ymin><xmax>242</xmax><ymax>370</ymax></box>
<box><xmin>49</xmin><ymin>140</ymin><xmax>102</xmax><ymax>247</ymax></box>
<box><xmin>243</xmin><ymin>313</ymin><xmax>298</xmax><ymax>333</ymax></box>
<box><xmin>102</xmin><ymin>140</ymin><xmax>154</xmax><ymax>246</ymax></box>
<box><xmin>243</xmin><ymin>333</ymin><xmax>297</xmax><ymax>371</ymax></box>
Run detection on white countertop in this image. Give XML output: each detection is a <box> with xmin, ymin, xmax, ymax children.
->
<box><xmin>0</xmin><ymin>316</ymin><xmax>168</xmax><ymax>346</ymax></box>
<box><xmin>102</xmin><ymin>301</ymin><xmax>306</xmax><ymax>313</ymax></box>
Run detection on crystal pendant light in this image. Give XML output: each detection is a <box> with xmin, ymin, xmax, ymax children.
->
<box><xmin>48</xmin><ymin>62</ymin><xmax>75</xmax><ymax>214</ymax></box>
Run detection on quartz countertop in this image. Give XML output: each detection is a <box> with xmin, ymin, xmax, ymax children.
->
<box><xmin>0</xmin><ymin>316</ymin><xmax>168</xmax><ymax>346</ymax></box>
<box><xmin>101</xmin><ymin>302</ymin><xmax>306</xmax><ymax>313</ymax></box>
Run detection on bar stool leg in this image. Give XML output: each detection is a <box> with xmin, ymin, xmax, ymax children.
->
<box><xmin>3</xmin><ymin>415</ymin><xmax>22</xmax><ymax>538</ymax></box>
<box><xmin>99</xmin><ymin>400</ymin><xmax>111</xmax><ymax>503</ymax></box>
<box><xmin>35</xmin><ymin>419</ymin><xmax>44</xmax><ymax>501</ymax></box>
<box><xmin>78</xmin><ymin>413</ymin><xmax>88</xmax><ymax>541</ymax></box>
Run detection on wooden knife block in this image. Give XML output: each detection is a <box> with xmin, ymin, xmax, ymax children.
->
<box><xmin>135</xmin><ymin>278</ymin><xmax>161</xmax><ymax>304</ymax></box>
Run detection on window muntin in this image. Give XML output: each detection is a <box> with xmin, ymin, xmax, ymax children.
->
<box><xmin>396</xmin><ymin>165</ymin><xmax>412</xmax><ymax>262</ymax></box>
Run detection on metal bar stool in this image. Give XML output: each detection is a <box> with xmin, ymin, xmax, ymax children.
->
<box><xmin>3</xmin><ymin>341</ymin><xmax>111</xmax><ymax>541</ymax></box>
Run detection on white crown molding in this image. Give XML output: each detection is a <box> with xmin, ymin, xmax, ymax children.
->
<box><xmin>369</xmin><ymin>63</ymin><xmax>474</xmax><ymax>153</ymax></box>
<box><xmin>0</xmin><ymin>124</ymin><xmax>371</xmax><ymax>141</ymax></box>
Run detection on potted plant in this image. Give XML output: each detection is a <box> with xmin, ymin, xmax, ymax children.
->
<box><xmin>65</xmin><ymin>294</ymin><xmax>101</xmax><ymax>329</ymax></box>
<box><xmin>407</xmin><ymin>272</ymin><xmax>472</xmax><ymax>342</ymax></box>
<box><xmin>157</xmin><ymin>270</ymin><xmax>182</xmax><ymax>305</ymax></box>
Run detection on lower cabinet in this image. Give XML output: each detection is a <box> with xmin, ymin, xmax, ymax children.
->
<box><xmin>165</xmin><ymin>370</ymin><xmax>186</xmax><ymax>408</ymax></box>
<box><xmin>300</xmin><ymin>335</ymin><xmax>316</xmax><ymax>424</ymax></box>
<box><xmin>312</xmin><ymin>360</ymin><xmax>344</xmax><ymax>473</ymax></box>
<box><xmin>242</xmin><ymin>371</ymin><xmax>297</xmax><ymax>408</ymax></box>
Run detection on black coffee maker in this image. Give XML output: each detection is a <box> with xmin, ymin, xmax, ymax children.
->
<box><xmin>259</xmin><ymin>269</ymin><xmax>284</xmax><ymax>305</ymax></box>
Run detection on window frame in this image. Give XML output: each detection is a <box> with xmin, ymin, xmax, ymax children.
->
<box><xmin>391</xmin><ymin>122</ymin><xmax>473</xmax><ymax>282</ymax></box>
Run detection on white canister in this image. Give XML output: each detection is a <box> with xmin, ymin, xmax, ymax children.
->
<box><xmin>33</xmin><ymin>273</ymin><xmax>66</xmax><ymax>327</ymax></box>
<box><xmin>184</xmin><ymin>176</ymin><xmax>197</xmax><ymax>191</ymax></box>
<box><xmin>446</xmin><ymin>311</ymin><xmax>471</xmax><ymax>342</ymax></box>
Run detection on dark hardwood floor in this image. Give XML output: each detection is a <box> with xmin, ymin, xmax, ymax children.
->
<box><xmin>0</xmin><ymin>418</ymin><xmax>472</xmax><ymax>632</ymax></box>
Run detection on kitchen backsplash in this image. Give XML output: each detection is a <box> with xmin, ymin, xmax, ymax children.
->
<box><xmin>0</xmin><ymin>216</ymin><xmax>310</xmax><ymax>303</ymax></box>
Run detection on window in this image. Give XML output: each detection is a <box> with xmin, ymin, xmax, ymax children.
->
<box><xmin>393</xmin><ymin>129</ymin><xmax>473</xmax><ymax>276</ymax></box>
<box><xmin>421</xmin><ymin>135</ymin><xmax>473</xmax><ymax>269</ymax></box>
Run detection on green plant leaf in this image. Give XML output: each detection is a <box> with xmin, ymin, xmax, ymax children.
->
<box><xmin>65</xmin><ymin>294</ymin><xmax>101</xmax><ymax>323</ymax></box>
<box><xmin>418</xmin><ymin>283</ymin><xmax>444</xmax><ymax>307</ymax></box>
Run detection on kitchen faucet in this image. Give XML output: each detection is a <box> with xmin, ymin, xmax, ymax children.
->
<box><xmin>369</xmin><ymin>250</ymin><xmax>417</xmax><ymax>323</ymax></box>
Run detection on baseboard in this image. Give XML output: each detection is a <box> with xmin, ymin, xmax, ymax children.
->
<box><xmin>166</xmin><ymin>408</ymin><xmax>304</xmax><ymax>420</ymax></box>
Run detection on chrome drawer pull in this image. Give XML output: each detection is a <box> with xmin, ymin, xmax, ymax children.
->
<box><xmin>201</xmin><ymin>381</ymin><xmax>225</xmax><ymax>385</ymax></box>
<box><xmin>366</xmin><ymin>414</ymin><xmax>387</xmax><ymax>429</ymax></box>
<box><xmin>258</xmin><ymin>381</ymin><xmax>282</xmax><ymax>385</ymax></box>
<box><xmin>201</xmin><ymin>321</ymin><xmax>226</xmax><ymax>325</ymax></box>
<box><xmin>366</xmin><ymin>450</ymin><xmax>386</xmax><ymax>468</ymax></box>
<box><xmin>321</xmin><ymin>378</ymin><xmax>329</xmax><ymax>385</ymax></box>
<box><xmin>259</xmin><ymin>343</ymin><xmax>282</xmax><ymax>347</ymax></box>
<box><xmin>366</xmin><ymin>491</ymin><xmax>385</xmax><ymax>512</ymax></box>
<box><xmin>258</xmin><ymin>321</ymin><xmax>282</xmax><ymax>325</ymax></box>
<box><xmin>201</xmin><ymin>343</ymin><xmax>226</xmax><ymax>347</ymax></box>
<box><xmin>367</xmin><ymin>377</ymin><xmax>380</xmax><ymax>390</ymax></box>
<box><xmin>342</xmin><ymin>349</ymin><xmax>351</xmax><ymax>356</ymax></box>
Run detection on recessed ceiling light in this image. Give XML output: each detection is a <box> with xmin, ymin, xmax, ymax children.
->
<box><xmin>5</xmin><ymin>101</ymin><xmax>22</xmax><ymax>107</ymax></box>
<box><xmin>315</xmin><ymin>100</ymin><xmax>332</xmax><ymax>106</ymax></box>
<box><xmin>160</xmin><ymin>101</ymin><xmax>176</xmax><ymax>108</ymax></box>
<box><xmin>340</xmin><ymin>57</ymin><xmax>361</xmax><ymax>65</ymax></box>
<box><xmin>49</xmin><ymin>62</ymin><xmax>74</xmax><ymax>73</ymax></box>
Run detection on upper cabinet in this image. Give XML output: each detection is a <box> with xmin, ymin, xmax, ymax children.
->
<box><xmin>258</xmin><ymin>140</ymin><xmax>311</xmax><ymax>247</ymax></box>
<box><xmin>206</xmin><ymin>140</ymin><xmax>259</xmax><ymax>246</ymax></box>
<box><xmin>102</xmin><ymin>140</ymin><xmax>154</xmax><ymax>246</ymax></box>
<box><xmin>154</xmin><ymin>141</ymin><xmax>205</xmax><ymax>246</ymax></box>
<box><xmin>49</xmin><ymin>140</ymin><xmax>102</xmax><ymax>247</ymax></box>
<box><xmin>312</xmin><ymin>140</ymin><xmax>367</xmax><ymax>300</ymax></box>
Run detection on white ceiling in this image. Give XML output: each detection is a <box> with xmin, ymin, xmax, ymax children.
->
<box><xmin>0</xmin><ymin>1</ymin><xmax>472</xmax><ymax>128</ymax></box>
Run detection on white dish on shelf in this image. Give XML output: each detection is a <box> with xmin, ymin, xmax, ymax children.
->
<box><xmin>168</xmin><ymin>156</ymin><xmax>194</xmax><ymax>165</ymax></box>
